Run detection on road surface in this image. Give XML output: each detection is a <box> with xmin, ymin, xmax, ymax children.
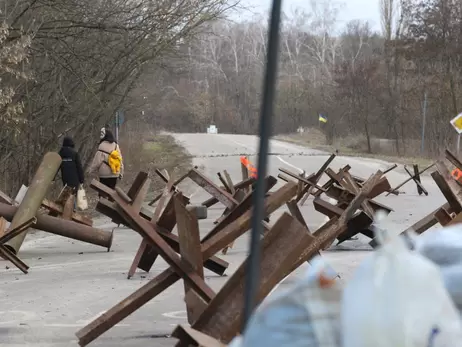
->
<box><xmin>0</xmin><ymin>133</ymin><xmax>446</xmax><ymax>346</ymax></box>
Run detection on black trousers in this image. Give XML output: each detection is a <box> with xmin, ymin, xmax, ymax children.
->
<box><xmin>99</xmin><ymin>177</ymin><xmax>118</xmax><ymax>197</ymax></box>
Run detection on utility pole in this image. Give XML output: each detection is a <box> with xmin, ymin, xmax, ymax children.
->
<box><xmin>458</xmin><ymin>133</ymin><xmax>461</xmax><ymax>155</ymax></box>
<box><xmin>421</xmin><ymin>92</ymin><xmax>427</xmax><ymax>155</ymax></box>
<box><xmin>115</xmin><ymin>111</ymin><xmax>119</xmax><ymax>143</ymax></box>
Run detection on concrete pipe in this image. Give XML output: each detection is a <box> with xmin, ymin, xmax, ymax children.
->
<box><xmin>5</xmin><ymin>152</ymin><xmax>62</xmax><ymax>254</ymax></box>
<box><xmin>0</xmin><ymin>202</ymin><xmax>113</xmax><ymax>251</ymax></box>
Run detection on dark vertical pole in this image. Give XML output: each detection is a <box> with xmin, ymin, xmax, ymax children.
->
<box><xmin>242</xmin><ymin>0</ymin><xmax>282</xmax><ymax>331</ymax></box>
<box><xmin>413</xmin><ymin>164</ymin><xmax>423</xmax><ymax>195</ymax></box>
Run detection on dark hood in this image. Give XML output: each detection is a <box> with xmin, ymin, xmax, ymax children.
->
<box><xmin>62</xmin><ymin>136</ymin><xmax>75</xmax><ymax>148</ymax></box>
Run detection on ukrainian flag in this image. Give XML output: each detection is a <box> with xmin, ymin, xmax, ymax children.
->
<box><xmin>319</xmin><ymin>114</ymin><xmax>327</xmax><ymax>123</ymax></box>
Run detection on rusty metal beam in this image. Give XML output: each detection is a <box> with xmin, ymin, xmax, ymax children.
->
<box><xmin>41</xmin><ymin>199</ymin><xmax>93</xmax><ymax>226</ymax></box>
<box><xmin>278</xmin><ymin>168</ymin><xmax>326</xmax><ymax>192</ymax></box>
<box><xmin>445</xmin><ymin>149</ymin><xmax>462</xmax><ymax>171</ymax></box>
<box><xmin>188</xmin><ymin>169</ymin><xmax>238</xmax><ymax>209</ymax></box>
<box><xmin>432</xmin><ymin>161</ymin><xmax>462</xmax><ymax>213</ymax></box>
<box><xmin>76</xmin><ymin>182</ymin><xmax>298</xmax><ymax>346</ymax></box>
<box><xmin>5</xmin><ymin>152</ymin><xmax>62</xmax><ymax>254</ymax></box>
<box><xmin>189</xmin><ymin>213</ymin><xmax>312</xmax><ymax>343</ymax></box>
<box><xmin>403</xmin><ymin>165</ymin><xmax>427</xmax><ymax>195</ymax></box>
<box><xmin>223</xmin><ymin>171</ymin><xmax>235</xmax><ymax>195</ymax></box>
<box><xmin>172</xmin><ymin>325</ymin><xmax>227</xmax><ymax>347</ymax></box>
<box><xmin>201</xmin><ymin>177</ymin><xmax>255</xmax><ymax>208</ymax></box>
<box><xmin>174</xmin><ymin>193</ymin><xmax>212</xmax><ymax>324</ymax></box>
<box><xmin>434</xmin><ymin>207</ymin><xmax>453</xmax><ymax>226</ymax></box>
<box><xmin>127</xmin><ymin>172</ymin><xmax>149</xmax><ymax>200</ymax></box>
<box><xmin>0</xmin><ymin>202</ymin><xmax>113</xmax><ymax>250</ymax></box>
<box><xmin>201</xmin><ymin>176</ymin><xmax>278</xmax><ymax>243</ymax></box>
<box><xmin>91</xmin><ymin>180</ymin><xmax>214</xmax><ymax>303</ymax></box>
<box><xmin>386</xmin><ymin>162</ymin><xmax>435</xmax><ymax>196</ymax></box>
<box><xmin>313</xmin><ymin>198</ymin><xmax>374</xmax><ymax>243</ymax></box>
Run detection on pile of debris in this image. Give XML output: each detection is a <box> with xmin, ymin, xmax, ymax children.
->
<box><xmin>2</xmin><ymin>149</ymin><xmax>462</xmax><ymax>346</ymax></box>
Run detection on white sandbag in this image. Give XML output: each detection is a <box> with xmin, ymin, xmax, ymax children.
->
<box><xmin>342</xmin><ymin>229</ymin><xmax>462</xmax><ymax>347</ymax></box>
<box><xmin>416</xmin><ymin>224</ymin><xmax>462</xmax><ymax>266</ymax></box>
<box><xmin>241</xmin><ymin>257</ymin><xmax>341</xmax><ymax>347</ymax></box>
<box><xmin>416</xmin><ymin>224</ymin><xmax>462</xmax><ymax>313</ymax></box>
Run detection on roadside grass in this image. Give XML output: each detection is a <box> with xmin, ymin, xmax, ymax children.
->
<box><xmin>276</xmin><ymin>129</ymin><xmax>434</xmax><ymax>169</ymax></box>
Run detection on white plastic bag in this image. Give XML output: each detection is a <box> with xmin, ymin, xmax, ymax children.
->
<box><xmin>77</xmin><ymin>186</ymin><xmax>88</xmax><ymax>211</ymax></box>
<box><xmin>416</xmin><ymin>224</ymin><xmax>462</xmax><ymax>314</ymax></box>
<box><xmin>241</xmin><ymin>257</ymin><xmax>342</xmax><ymax>347</ymax></box>
<box><xmin>342</xmin><ymin>229</ymin><xmax>462</xmax><ymax>347</ymax></box>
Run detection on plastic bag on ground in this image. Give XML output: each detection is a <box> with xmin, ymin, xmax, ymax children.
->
<box><xmin>341</xmin><ymin>227</ymin><xmax>462</xmax><ymax>347</ymax></box>
<box><xmin>416</xmin><ymin>224</ymin><xmax>462</xmax><ymax>313</ymax></box>
<box><xmin>240</xmin><ymin>257</ymin><xmax>342</xmax><ymax>347</ymax></box>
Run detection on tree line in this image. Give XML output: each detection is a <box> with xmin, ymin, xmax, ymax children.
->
<box><xmin>140</xmin><ymin>0</ymin><xmax>461</xmax><ymax>157</ymax></box>
<box><xmin>1</xmin><ymin>0</ymin><xmax>460</xmax><ymax>193</ymax></box>
<box><xmin>0</xmin><ymin>0</ymin><xmax>237</xmax><ymax>194</ymax></box>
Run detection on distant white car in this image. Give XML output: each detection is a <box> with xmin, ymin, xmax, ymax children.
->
<box><xmin>207</xmin><ymin>125</ymin><xmax>218</xmax><ymax>134</ymax></box>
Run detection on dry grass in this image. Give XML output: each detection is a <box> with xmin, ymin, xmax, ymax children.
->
<box><xmin>276</xmin><ymin>128</ymin><xmax>434</xmax><ymax>168</ymax></box>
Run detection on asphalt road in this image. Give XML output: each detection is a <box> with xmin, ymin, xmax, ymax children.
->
<box><xmin>0</xmin><ymin>133</ymin><xmax>447</xmax><ymax>346</ymax></box>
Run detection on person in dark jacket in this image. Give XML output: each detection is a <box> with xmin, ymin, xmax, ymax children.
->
<box><xmin>58</xmin><ymin>136</ymin><xmax>85</xmax><ymax>190</ymax></box>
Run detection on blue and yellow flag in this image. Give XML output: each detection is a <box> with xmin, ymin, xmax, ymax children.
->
<box><xmin>319</xmin><ymin>114</ymin><xmax>327</xmax><ymax>123</ymax></box>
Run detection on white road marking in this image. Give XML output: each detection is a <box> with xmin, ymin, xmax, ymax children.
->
<box><xmin>226</xmin><ymin>136</ymin><xmax>305</xmax><ymax>174</ymax></box>
<box><xmin>25</xmin><ymin>257</ymin><xmax>133</xmax><ymax>271</ymax></box>
<box><xmin>276</xmin><ymin>156</ymin><xmax>304</xmax><ymax>174</ymax></box>
<box><xmin>45</xmin><ymin>323</ymin><xmax>129</xmax><ymax>328</ymax></box>
<box><xmin>162</xmin><ymin>310</ymin><xmax>187</xmax><ymax>319</ymax></box>
<box><xmin>76</xmin><ymin>311</ymin><xmax>108</xmax><ymax>325</ymax></box>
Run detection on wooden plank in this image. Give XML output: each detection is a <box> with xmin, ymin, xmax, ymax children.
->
<box><xmin>189</xmin><ymin>213</ymin><xmax>313</xmax><ymax>343</ymax></box>
<box><xmin>76</xmin><ymin>182</ymin><xmax>298</xmax><ymax>347</ymax></box>
<box><xmin>188</xmin><ymin>169</ymin><xmax>238</xmax><ymax>209</ymax></box>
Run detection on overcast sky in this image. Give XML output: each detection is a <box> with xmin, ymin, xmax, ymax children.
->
<box><xmin>238</xmin><ymin>0</ymin><xmax>381</xmax><ymax>31</ymax></box>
